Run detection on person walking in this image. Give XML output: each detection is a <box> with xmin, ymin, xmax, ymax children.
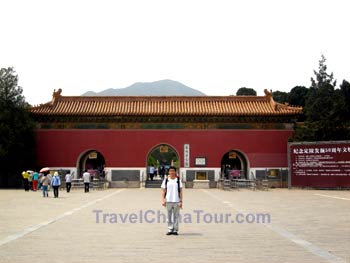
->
<box><xmin>83</xmin><ymin>170</ymin><xmax>90</xmax><ymax>193</ymax></box>
<box><xmin>22</xmin><ymin>171</ymin><xmax>29</xmax><ymax>191</ymax></box>
<box><xmin>149</xmin><ymin>165</ymin><xmax>155</xmax><ymax>181</ymax></box>
<box><xmin>32</xmin><ymin>171</ymin><xmax>39</xmax><ymax>191</ymax></box>
<box><xmin>41</xmin><ymin>173</ymin><xmax>50</xmax><ymax>197</ymax></box>
<box><xmin>38</xmin><ymin>173</ymin><xmax>43</xmax><ymax>190</ymax></box>
<box><xmin>161</xmin><ymin>166</ymin><xmax>183</xmax><ymax>235</ymax></box>
<box><xmin>28</xmin><ymin>172</ymin><xmax>33</xmax><ymax>191</ymax></box>
<box><xmin>47</xmin><ymin>173</ymin><xmax>52</xmax><ymax>193</ymax></box>
<box><xmin>65</xmin><ymin>171</ymin><xmax>72</xmax><ymax>193</ymax></box>
<box><xmin>51</xmin><ymin>172</ymin><xmax>61</xmax><ymax>198</ymax></box>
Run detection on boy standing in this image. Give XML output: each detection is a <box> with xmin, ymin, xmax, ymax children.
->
<box><xmin>161</xmin><ymin>166</ymin><xmax>183</xmax><ymax>235</ymax></box>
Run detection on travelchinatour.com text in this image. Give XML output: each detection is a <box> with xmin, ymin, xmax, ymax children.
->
<box><xmin>92</xmin><ymin>209</ymin><xmax>271</xmax><ymax>224</ymax></box>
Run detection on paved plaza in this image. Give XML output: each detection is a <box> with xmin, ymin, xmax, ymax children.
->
<box><xmin>0</xmin><ymin>187</ymin><xmax>349</xmax><ymax>263</ymax></box>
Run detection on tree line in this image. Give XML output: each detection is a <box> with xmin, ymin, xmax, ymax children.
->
<box><xmin>236</xmin><ymin>55</ymin><xmax>350</xmax><ymax>141</ymax></box>
<box><xmin>0</xmin><ymin>67</ymin><xmax>36</xmax><ymax>187</ymax></box>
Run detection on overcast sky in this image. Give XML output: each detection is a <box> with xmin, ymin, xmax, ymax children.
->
<box><xmin>1</xmin><ymin>0</ymin><xmax>349</xmax><ymax>105</ymax></box>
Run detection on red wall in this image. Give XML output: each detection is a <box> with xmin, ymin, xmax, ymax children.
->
<box><xmin>35</xmin><ymin>129</ymin><xmax>294</xmax><ymax>168</ymax></box>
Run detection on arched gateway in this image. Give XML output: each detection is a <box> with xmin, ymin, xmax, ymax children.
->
<box><xmin>146</xmin><ymin>144</ymin><xmax>180</xmax><ymax>180</ymax></box>
<box><xmin>30</xmin><ymin>89</ymin><xmax>302</xmax><ymax>188</ymax></box>
<box><xmin>221</xmin><ymin>150</ymin><xmax>248</xmax><ymax>179</ymax></box>
<box><xmin>77</xmin><ymin>150</ymin><xmax>106</xmax><ymax>179</ymax></box>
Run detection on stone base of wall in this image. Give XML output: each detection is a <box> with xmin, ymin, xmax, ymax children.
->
<box><xmin>110</xmin><ymin>181</ymin><xmax>140</xmax><ymax>188</ymax></box>
<box><xmin>193</xmin><ymin>180</ymin><xmax>210</xmax><ymax>189</ymax></box>
<box><xmin>185</xmin><ymin>169</ymin><xmax>216</xmax><ymax>188</ymax></box>
<box><xmin>184</xmin><ymin>181</ymin><xmax>217</xmax><ymax>188</ymax></box>
<box><xmin>110</xmin><ymin>170</ymin><xmax>141</xmax><ymax>188</ymax></box>
<box><xmin>185</xmin><ymin>182</ymin><xmax>193</xmax><ymax>188</ymax></box>
<box><xmin>209</xmin><ymin>181</ymin><xmax>217</xmax><ymax>188</ymax></box>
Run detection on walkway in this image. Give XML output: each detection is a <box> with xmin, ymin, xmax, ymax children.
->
<box><xmin>0</xmin><ymin>188</ymin><xmax>349</xmax><ymax>262</ymax></box>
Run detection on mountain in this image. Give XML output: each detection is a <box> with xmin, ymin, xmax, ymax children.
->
<box><xmin>81</xmin><ymin>79</ymin><xmax>206</xmax><ymax>96</ymax></box>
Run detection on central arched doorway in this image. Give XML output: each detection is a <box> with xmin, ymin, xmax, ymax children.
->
<box><xmin>146</xmin><ymin>144</ymin><xmax>179</xmax><ymax>181</ymax></box>
<box><xmin>221</xmin><ymin>150</ymin><xmax>248</xmax><ymax>179</ymax></box>
<box><xmin>77</xmin><ymin>150</ymin><xmax>106</xmax><ymax>179</ymax></box>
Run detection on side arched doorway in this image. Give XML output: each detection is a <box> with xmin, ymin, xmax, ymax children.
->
<box><xmin>221</xmin><ymin>150</ymin><xmax>248</xmax><ymax>179</ymax></box>
<box><xmin>146</xmin><ymin>144</ymin><xmax>180</xmax><ymax>181</ymax></box>
<box><xmin>77</xmin><ymin>150</ymin><xmax>106</xmax><ymax>178</ymax></box>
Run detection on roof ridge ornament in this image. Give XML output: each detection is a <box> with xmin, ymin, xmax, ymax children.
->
<box><xmin>264</xmin><ymin>89</ymin><xmax>277</xmax><ymax>110</ymax></box>
<box><xmin>264</xmin><ymin>89</ymin><xmax>272</xmax><ymax>98</ymax></box>
<box><xmin>51</xmin><ymin>88</ymin><xmax>62</xmax><ymax>105</ymax></box>
<box><xmin>263</xmin><ymin>89</ymin><xmax>303</xmax><ymax>112</ymax></box>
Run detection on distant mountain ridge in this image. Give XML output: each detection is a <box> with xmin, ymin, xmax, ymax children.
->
<box><xmin>81</xmin><ymin>79</ymin><xmax>206</xmax><ymax>96</ymax></box>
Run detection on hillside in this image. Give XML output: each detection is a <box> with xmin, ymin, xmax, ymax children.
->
<box><xmin>81</xmin><ymin>79</ymin><xmax>206</xmax><ymax>96</ymax></box>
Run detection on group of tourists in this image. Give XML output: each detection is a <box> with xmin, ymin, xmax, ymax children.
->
<box><xmin>21</xmin><ymin>170</ymin><xmax>39</xmax><ymax>191</ymax></box>
<box><xmin>22</xmin><ymin>170</ymin><xmax>73</xmax><ymax>198</ymax></box>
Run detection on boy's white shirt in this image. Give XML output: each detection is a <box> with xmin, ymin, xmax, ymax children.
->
<box><xmin>161</xmin><ymin>177</ymin><xmax>182</xmax><ymax>202</ymax></box>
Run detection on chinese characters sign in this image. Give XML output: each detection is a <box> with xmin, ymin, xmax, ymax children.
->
<box><xmin>184</xmin><ymin>144</ymin><xmax>190</xmax><ymax>168</ymax></box>
<box><xmin>289</xmin><ymin>142</ymin><xmax>350</xmax><ymax>188</ymax></box>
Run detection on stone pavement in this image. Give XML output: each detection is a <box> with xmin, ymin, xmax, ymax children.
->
<box><xmin>0</xmin><ymin>188</ymin><xmax>349</xmax><ymax>263</ymax></box>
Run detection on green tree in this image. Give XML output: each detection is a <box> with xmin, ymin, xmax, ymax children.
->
<box><xmin>0</xmin><ymin>67</ymin><xmax>36</xmax><ymax>187</ymax></box>
<box><xmin>272</xmin><ymin>91</ymin><xmax>289</xmax><ymax>104</ymax></box>
<box><xmin>336</xmin><ymin>80</ymin><xmax>350</xmax><ymax>138</ymax></box>
<box><xmin>339</xmin><ymin>80</ymin><xmax>350</xmax><ymax>116</ymax></box>
<box><xmin>236</xmin><ymin>87</ymin><xmax>257</xmax><ymax>96</ymax></box>
<box><xmin>288</xmin><ymin>86</ymin><xmax>308</xmax><ymax>107</ymax></box>
<box><xmin>292</xmin><ymin>55</ymin><xmax>349</xmax><ymax>141</ymax></box>
<box><xmin>305</xmin><ymin>55</ymin><xmax>336</xmax><ymax>140</ymax></box>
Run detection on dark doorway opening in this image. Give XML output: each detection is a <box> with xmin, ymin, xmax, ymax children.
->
<box><xmin>221</xmin><ymin>150</ymin><xmax>248</xmax><ymax>179</ymax></box>
<box><xmin>78</xmin><ymin>150</ymin><xmax>106</xmax><ymax>178</ymax></box>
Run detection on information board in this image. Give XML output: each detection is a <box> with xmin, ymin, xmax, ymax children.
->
<box><xmin>289</xmin><ymin>141</ymin><xmax>350</xmax><ymax>188</ymax></box>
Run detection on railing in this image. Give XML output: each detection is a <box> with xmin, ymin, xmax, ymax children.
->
<box><xmin>255</xmin><ymin>179</ymin><xmax>269</xmax><ymax>190</ymax></box>
<box><xmin>65</xmin><ymin>178</ymin><xmax>108</xmax><ymax>190</ymax></box>
<box><xmin>218</xmin><ymin>178</ymin><xmax>269</xmax><ymax>191</ymax></box>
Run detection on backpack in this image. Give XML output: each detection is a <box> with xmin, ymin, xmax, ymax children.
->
<box><xmin>53</xmin><ymin>176</ymin><xmax>60</xmax><ymax>186</ymax></box>
<box><xmin>164</xmin><ymin>176</ymin><xmax>181</xmax><ymax>198</ymax></box>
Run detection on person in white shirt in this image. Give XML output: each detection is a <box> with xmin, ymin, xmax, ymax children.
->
<box><xmin>65</xmin><ymin>172</ymin><xmax>72</xmax><ymax>193</ymax></box>
<box><xmin>161</xmin><ymin>166</ymin><xmax>183</xmax><ymax>235</ymax></box>
<box><xmin>83</xmin><ymin>170</ymin><xmax>90</xmax><ymax>193</ymax></box>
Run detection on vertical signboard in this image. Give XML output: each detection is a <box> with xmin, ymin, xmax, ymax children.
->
<box><xmin>184</xmin><ymin>144</ymin><xmax>190</xmax><ymax>168</ymax></box>
<box><xmin>289</xmin><ymin>141</ymin><xmax>350</xmax><ymax>188</ymax></box>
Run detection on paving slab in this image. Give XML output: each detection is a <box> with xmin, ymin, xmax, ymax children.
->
<box><xmin>0</xmin><ymin>188</ymin><xmax>349</xmax><ymax>263</ymax></box>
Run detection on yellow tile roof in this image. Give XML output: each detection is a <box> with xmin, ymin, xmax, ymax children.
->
<box><xmin>30</xmin><ymin>89</ymin><xmax>302</xmax><ymax>117</ymax></box>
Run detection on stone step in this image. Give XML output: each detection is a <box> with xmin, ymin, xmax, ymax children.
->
<box><xmin>145</xmin><ymin>180</ymin><xmax>163</xmax><ymax>188</ymax></box>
